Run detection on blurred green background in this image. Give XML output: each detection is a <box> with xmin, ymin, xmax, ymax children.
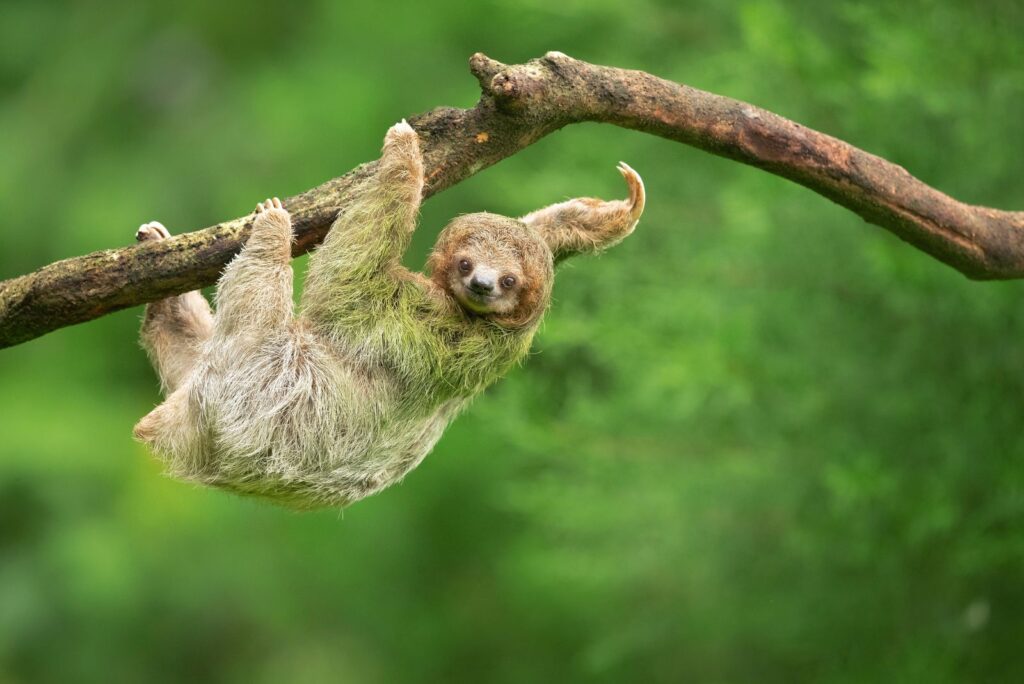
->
<box><xmin>1</xmin><ymin>0</ymin><xmax>1023</xmax><ymax>681</ymax></box>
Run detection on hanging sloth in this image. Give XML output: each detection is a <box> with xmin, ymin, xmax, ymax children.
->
<box><xmin>133</xmin><ymin>120</ymin><xmax>645</xmax><ymax>509</ymax></box>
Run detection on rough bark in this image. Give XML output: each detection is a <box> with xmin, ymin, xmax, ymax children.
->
<box><xmin>2</xmin><ymin>51</ymin><xmax>1022</xmax><ymax>349</ymax></box>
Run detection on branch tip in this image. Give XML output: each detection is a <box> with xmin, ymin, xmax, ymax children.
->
<box><xmin>469</xmin><ymin>52</ymin><xmax>504</xmax><ymax>88</ymax></box>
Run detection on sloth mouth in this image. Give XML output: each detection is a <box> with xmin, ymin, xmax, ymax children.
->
<box><xmin>465</xmin><ymin>288</ymin><xmax>496</xmax><ymax>302</ymax></box>
<box><xmin>456</xmin><ymin>286</ymin><xmax>499</xmax><ymax>313</ymax></box>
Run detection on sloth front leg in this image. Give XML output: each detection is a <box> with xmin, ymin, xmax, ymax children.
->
<box><xmin>212</xmin><ymin>198</ymin><xmax>296</xmax><ymax>339</ymax></box>
<box><xmin>301</xmin><ymin>120</ymin><xmax>424</xmax><ymax>322</ymax></box>
<box><xmin>136</xmin><ymin>221</ymin><xmax>214</xmax><ymax>394</ymax></box>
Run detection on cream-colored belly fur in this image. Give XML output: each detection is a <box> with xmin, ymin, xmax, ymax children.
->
<box><xmin>135</xmin><ymin>326</ymin><xmax>464</xmax><ymax>509</ymax></box>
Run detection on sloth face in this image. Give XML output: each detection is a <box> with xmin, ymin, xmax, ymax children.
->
<box><xmin>448</xmin><ymin>251</ymin><xmax>523</xmax><ymax>317</ymax></box>
<box><xmin>429</xmin><ymin>213</ymin><xmax>554</xmax><ymax>329</ymax></box>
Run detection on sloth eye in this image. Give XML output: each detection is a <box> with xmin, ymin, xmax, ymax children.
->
<box><xmin>501</xmin><ymin>275</ymin><xmax>517</xmax><ymax>289</ymax></box>
<box><xmin>458</xmin><ymin>259</ymin><xmax>472</xmax><ymax>273</ymax></box>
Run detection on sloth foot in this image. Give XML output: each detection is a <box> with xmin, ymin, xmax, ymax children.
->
<box><xmin>254</xmin><ymin>197</ymin><xmax>286</xmax><ymax>214</ymax></box>
<box><xmin>386</xmin><ymin>118</ymin><xmax>416</xmax><ymax>142</ymax></box>
<box><xmin>253</xmin><ymin>197</ymin><xmax>291</xmax><ymax>227</ymax></box>
<box><xmin>136</xmin><ymin>221</ymin><xmax>170</xmax><ymax>242</ymax></box>
<box><xmin>382</xmin><ymin>119</ymin><xmax>423</xmax><ymax>184</ymax></box>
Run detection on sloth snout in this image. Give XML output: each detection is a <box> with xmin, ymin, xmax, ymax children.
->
<box><xmin>469</xmin><ymin>274</ymin><xmax>495</xmax><ymax>294</ymax></box>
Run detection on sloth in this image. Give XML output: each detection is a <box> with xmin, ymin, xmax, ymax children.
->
<box><xmin>133</xmin><ymin>120</ymin><xmax>645</xmax><ymax>509</ymax></box>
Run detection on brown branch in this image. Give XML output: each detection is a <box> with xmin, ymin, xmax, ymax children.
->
<box><xmin>2</xmin><ymin>51</ymin><xmax>1022</xmax><ymax>349</ymax></box>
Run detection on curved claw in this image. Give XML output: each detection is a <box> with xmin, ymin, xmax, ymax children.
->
<box><xmin>616</xmin><ymin>161</ymin><xmax>645</xmax><ymax>223</ymax></box>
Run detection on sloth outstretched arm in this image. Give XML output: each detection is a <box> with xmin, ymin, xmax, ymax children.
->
<box><xmin>302</xmin><ymin>121</ymin><xmax>425</xmax><ymax>325</ymax></box>
<box><xmin>521</xmin><ymin>162</ymin><xmax>646</xmax><ymax>264</ymax></box>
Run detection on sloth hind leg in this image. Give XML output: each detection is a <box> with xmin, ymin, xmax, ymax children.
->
<box><xmin>213</xmin><ymin>198</ymin><xmax>296</xmax><ymax>341</ymax></box>
<box><xmin>135</xmin><ymin>221</ymin><xmax>214</xmax><ymax>394</ymax></box>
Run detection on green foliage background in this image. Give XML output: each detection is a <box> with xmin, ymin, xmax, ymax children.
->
<box><xmin>1</xmin><ymin>1</ymin><xmax>1023</xmax><ymax>681</ymax></box>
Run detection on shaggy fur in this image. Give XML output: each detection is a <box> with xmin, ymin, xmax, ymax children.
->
<box><xmin>133</xmin><ymin>121</ymin><xmax>645</xmax><ymax>509</ymax></box>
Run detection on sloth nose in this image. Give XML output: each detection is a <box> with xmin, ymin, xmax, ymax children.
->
<box><xmin>469</xmin><ymin>275</ymin><xmax>495</xmax><ymax>294</ymax></box>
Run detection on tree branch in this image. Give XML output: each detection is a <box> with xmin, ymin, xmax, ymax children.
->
<box><xmin>2</xmin><ymin>51</ymin><xmax>1021</xmax><ymax>349</ymax></box>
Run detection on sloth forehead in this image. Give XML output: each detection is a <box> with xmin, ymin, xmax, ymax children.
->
<box><xmin>456</xmin><ymin>235</ymin><xmax>525</xmax><ymax>265</ymax></box>
<box><xmin>450</xmin><ymin>215</ymin><xmax>529</xmax><ymax>243</ymax></box>
<box><xmin>444</xmin><ymin>217</ymin><xmax>540</xmax><ymax>261</ymax></box>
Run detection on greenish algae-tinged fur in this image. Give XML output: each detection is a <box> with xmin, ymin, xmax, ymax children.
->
<box><xmin>132</xmin><ymin>122</ymin><xmax>645</xmax><ymax>509</ymax></box>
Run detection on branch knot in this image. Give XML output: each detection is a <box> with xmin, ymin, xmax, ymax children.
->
<box><xmin>469</xmin><ymin>53</ymin><xmax>505</xmax><ymax>91</ymax></box>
